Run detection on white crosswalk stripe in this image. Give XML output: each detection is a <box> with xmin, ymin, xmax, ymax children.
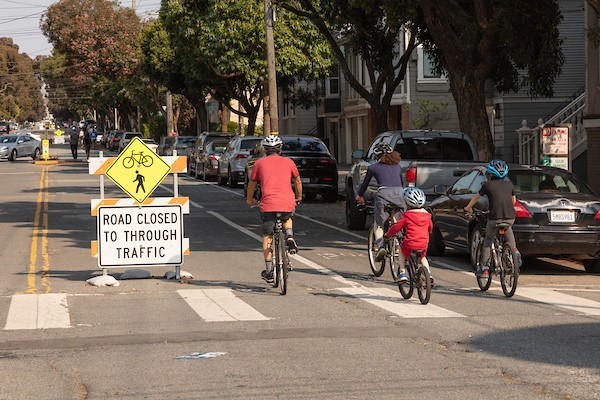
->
<box><xmin>516</xmin><ymin>287</ymin><xmax>600</xmax><ymax>316</ymax></box>
<box><xmin>4</xmin><ymin>293</ymin><xmax>71</xmax><ymax>330</ymax></box>
<box><xmin>337</xmin><ymin>286</ymin><xmax>466</xmax><ymax>318</ymax></box>
<box><xmin>178</xmin><ymin>289</ymin><xmax>270</xmax><ymax>322</ymax></box>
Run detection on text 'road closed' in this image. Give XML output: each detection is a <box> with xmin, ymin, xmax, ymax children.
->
<box><xmin>97</xmin><ymin>205</ymin><xmax>183</xmax><ymax>267</ymax></box>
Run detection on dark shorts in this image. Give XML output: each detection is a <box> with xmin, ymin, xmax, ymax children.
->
<box><xmin>261</xmin><ymin>211</ymin><xmax>293</xmax><ymax>236</ymax></box>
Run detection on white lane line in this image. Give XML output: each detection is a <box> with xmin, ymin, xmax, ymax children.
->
<box><xmin>178</xmin><ymin>289</ymin><xmax>269</xmax><ymax>322</ymax></box>
<box><xmin>337</xmin><ymin>287</ymin><xmax>465</xmax><ymax>318</ymax></box>
<box><xmin>5</xmin><ymin>293</ymin><xmax>71</xmax><ymax>330</ymax></box>
<box><xmin>516</xmin><ymin>288</ymin><xmax>600</xmax><ymax>316</ymax></box>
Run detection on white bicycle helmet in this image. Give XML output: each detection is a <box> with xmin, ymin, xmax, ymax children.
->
<box><xmin>403</xmin><ymin>187</ymin><xmax>426</xmax><ymax>208</ymax></box>
<box><xmin>262</xmin><ymin>134</ymin><xmax>283</xmax><ymax>148</ymax></box>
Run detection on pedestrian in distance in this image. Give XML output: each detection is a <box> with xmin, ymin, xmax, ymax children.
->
<box><xmin>69</xmin><ymin>128</ymin><xmax>79</xmax><ymax>160</ymax></box>
<box><xmin>82</xmin><ymin>130</ymin><xmax>93</xmax><ymax>160</ymax></box>
<box><xmin>355</xmin><ymin>143</ymin><xmax>405</xmax><ymax>261</ymax></box>
<box><xmin>246</xmin><ymin>134</ymin><xmax>302</xmax><ymax>283</ymax></box>
<box><xmin>464</xmin><ymin>159</ymin><xmax>522</xmax><ymax>277</ymax></box>
<box><xmin>385</xmin><ymin>187</ymin><xmax>433</xmax><ymax>283</ymax></box>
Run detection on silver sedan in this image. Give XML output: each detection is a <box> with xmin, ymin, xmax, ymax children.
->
<box><xmin>0</xmin><ymin>133</ymin><xmax>41</xmax><ymax>161</ymax></box>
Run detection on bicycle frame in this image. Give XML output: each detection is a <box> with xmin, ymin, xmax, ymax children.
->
<box><xmin>271</xmin><ymin>213</ymin><xmax>289</xmax><ymax>295</ymax></box>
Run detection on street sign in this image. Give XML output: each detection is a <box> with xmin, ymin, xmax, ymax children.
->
<box><xmin>541</xmin><ymin>126</ymin><xmax>569</xmax><ymax>155</ymax></box>
<box><xmin>105</xmin><ymin>137</ymin><xmax>171</xmax><ymax>203</ymax></box>
<box><xmin>97</xmin><ymin>205</ymin><xmax>183</xmax><ymax>267</ymax></box>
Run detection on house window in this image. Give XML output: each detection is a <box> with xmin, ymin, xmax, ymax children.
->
<box><xmin>325</xmin><ymin>74</ymin><xmax>339</xmax><ymax>97</ymax></box>
<box><xmin>417</xmin><ymin>47</ymin><xmax>447</xmax><ymax>83</ymax></box>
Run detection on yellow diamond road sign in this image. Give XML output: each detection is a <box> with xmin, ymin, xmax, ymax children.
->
<box><xmin>105</xmin><ymin>137</ymin><xmax>171</xmax><ymax>203</ymax></box>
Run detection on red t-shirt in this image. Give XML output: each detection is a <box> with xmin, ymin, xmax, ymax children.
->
<box><xmin>250</xmin><ymin>154</ymin><xmax>299</xmax><ymax>213</ymax></box>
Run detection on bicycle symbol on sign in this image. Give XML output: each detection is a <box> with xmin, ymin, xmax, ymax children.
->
<box><xmin>122</xmin><ymin>151</ymin><xmax>154</xmax><ymax>169</ymax></box>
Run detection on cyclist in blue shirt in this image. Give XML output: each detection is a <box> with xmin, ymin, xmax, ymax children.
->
<box><xmin>355</xmin><ymin>143</ymin><xmax>405</xmax><ymax>261</ymax></box>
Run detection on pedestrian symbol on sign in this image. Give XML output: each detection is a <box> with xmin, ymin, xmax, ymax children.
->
<box><xmin>134</xmin><ymin>171</ymin><xmax>146</xmax><ymax>193</ymax></box>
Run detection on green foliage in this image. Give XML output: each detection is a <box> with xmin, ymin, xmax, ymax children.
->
<box><xmin>0</xmin><ymin>39</ymin><xmax>44</xmax><ymax>122</ymax></box>
<box><xmin>411</xmin><ymin>99</ymin><xmax>448</xmax><ymax>129</ymax></box>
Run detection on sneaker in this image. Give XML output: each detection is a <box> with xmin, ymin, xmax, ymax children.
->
<box><xmin>514</xmin><ymin>250</ymin><xmax>523</xmax><ymax>267</ymax></box>
<box><xmin>261</xmin><ymin>269</ymin><xmax>274</xmax><ymax>283</ymax></box>
<box><xmin>397</xmin><ymin>271</ymin><xmax>408</xmax><ymax>283</ymax></box>
<box><xmin>475</xmin><ymin>267</ymin><xmax>489</xmax><ymax>278</ymax></box>
<box><xmin>429</xmin><ymin>274</ymin><xmax>435</xmax><ymax>285</ymax></box>
<box><xmin>375</xmin><ymin>247</ymin><xmax>387</xmax><ymax>261</ymax></box>
<box><xmin>286</xmin><ymin>236</ymin><xmax>299</xmax><ymax>254</ymax></box>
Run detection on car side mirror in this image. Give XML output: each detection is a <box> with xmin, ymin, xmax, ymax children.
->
<box><xmin>352</xmin><ymin>149</ymin><xmax>364</xmax><ymax>159</ymax></box>
<box><xmin>17</xmin><ymin>140</ymin><xmax>24</xmax><ymax>144</ymax></box>
<box><xmin>434</xmin><ymin>184</ymin><xmax>448</xmax><ymax>195</ymax></box>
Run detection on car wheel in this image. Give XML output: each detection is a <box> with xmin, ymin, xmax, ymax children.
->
<box><xmin>304</xmin><ymin>193</ymin><xmax>317</xmax><ymax>201</ymax></box>
<box><xmin>345</xmin><ymin>184</ymin><xmax>366</xmax><ymax>230</ymax></box>
<box><xmin>217</xmin><ymin>170</ymin><xmax>227</xmax><ymax>185</ymax></box>
<box><xmin>228</xmin><ymin>168</ymin><xmax>238</xmax><ymax>188</ymax></box>
<box><xmin>583</xmin><ymin>259</ymin><xmax>600</xmax><ymax>273</ymax></box>
<box><xmin>8</xmin><ymin>149</ymin><xmax>17</xmax><ymax>161</ymax></box>
<box><xmin>32</xmin><ymin>148</ymin><xmax>40</xmax><ymax>160</ymax></box>
<box><xmin>428</xmin><ymin>224</ymin><xmax>445</xmax><ymax>256</ymax></box>
<box><xmin>469</xmin><ymin>226</ymin><xmax>484</xmax><ymax>269</ymax></box>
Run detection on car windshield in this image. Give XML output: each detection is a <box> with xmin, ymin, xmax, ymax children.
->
<box><xmin>282</xmin><ymin>137</ymin><xmax>328</xmax><ymax>153</ymax></box>
<box><xmin>0</xmin><ymin>135</ymin><xmax>17</xmax><ymax>143</ymax></box>
<box><xmin>177</xmin><ymin>137</ymin><xmax>196</xmax><ymax>146</ymax></box>
<box><xmin>240</xmin><ymin>138</ymin><xmax>262</xmax><ymax>150</ymax></box>
<box><xmin>210</xmin><ymin>141</ymin><xmax>229</xmax><ymax>152</ymax></box>
<box><xmin>508</xmin><ymin>169</ymin><xmax>592</xmax><ymax>195</ymax></box>
<box><xmin>394</xmin><ymin>137</ymin><xmax>474</xmax><ymax>161</ymax></box>
<box><xmin>126</xmin><ymin>133</ymin><xmax>143</xmax><ymax>139</ymax></box>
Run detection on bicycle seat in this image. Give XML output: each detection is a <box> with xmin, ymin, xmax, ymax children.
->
<box><xmin>384</xmin><ymin>204</ymin><xmax>402</xmax><ymax>213</ymax></box>
<box><xmin>411</xmin><ymin>249</ymin><xmax>426</xmax><ymax>257</ymax></box>
<box><xmin>496</xmin><ymin>223</ymin><xmax>511</xmax><ymax>230</ymax></box>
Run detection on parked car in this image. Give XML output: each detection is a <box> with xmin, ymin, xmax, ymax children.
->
<box><xmin>345</xmin><ymin>130</ymin><xmax>482</xmax><ymax>229</ymax></box>
<box><xmin>244</xmin><ymin>135</ymin><xmax>339</xmax><ymax>202</ymax></box>
<box><xmin>118</xmin><ymin>132</ymin><xmax>144</xmax><ymax>152</ymax></box>
<box><xmin>0</xmin><ymin>121</ymin><xmax>10</xmax><ymax>133</ymax></box>
<box><xmin>109</xmin><ymin>131</ymin><xmax>125</xmax><ymax>151</ymax></box>
<box><xmin>157</xmin><ymin>136</ymin><xmax>197</xmax><ymax>157</ymax></box>
<box><xmin>217</xmin><ymin>135</ymin><xmax>263</xmax><ymax>187</ymax></box>
<box><xmin>0</xmin><ymin>133</ymin><xmax>41</xmax><ymax>161</ymax></box>
<box><xmin>427</xmin><ymin>164</ymin><xmax>600</xmax><ymax>272</ymax></box>
<box><xmin>193</xmin><ymin>139</ymin><xmax>229</xmax><ymax>180</ymax></box>
<box><xmin>188</xmin><ymin>132</ymin><xmax>235</xmax><ymax>177</ymax></box>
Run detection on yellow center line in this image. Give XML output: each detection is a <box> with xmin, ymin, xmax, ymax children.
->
<box><xmin>27</xmin><ymin>167</ymin><xmax>46</xmax><ymax>294</ymax></box>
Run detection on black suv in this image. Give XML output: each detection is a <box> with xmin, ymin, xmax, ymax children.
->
<box><xmin>244</xmin><ymin>135</ymin><xmax>339</xmax><ymax>202</ymax></box>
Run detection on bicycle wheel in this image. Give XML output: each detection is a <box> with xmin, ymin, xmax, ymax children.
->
<box><xmin>398</xmin><ymin>261</ymin><xmax>414</xmax><ymax>299</ymax></box>
<box><xmin>500</xmin><ymin>245</ymin><xmax>518</xmax><ymax>297</ymax></box>
<box><xmin>389</xmin><ymin>236</ymin><xmax>401</xmax><ymax>281</ymax></box>
<box><xmin>278</xmin><ymin>230</ymin><xmax>288</xmax><ymax>295</ymax></box>
<box><xmin>367</xmin><ymin>225</ymin><xmax>385</xmax><ymax>277</ymax></box>
<box><xmin>123</xmin><ymin>156</ymin><xmax>134</xmax><ymax>169</ymax></box>
<box><xmin>272</xmin><ymin>234</ymin><xmax>279</xmax><ymax>288</ymax></box>
<box><xmin>141</xmin><ymin>155</ymin><xmax>153</xmax><ymax>167</ymax></box>
<box><xmin>476</xmin><ymin>242</ymin><xmax>492</xmax><ymax>292</ymax></box>
<box><xmin>416</xmin><ymin>265</ymin><xmax>432</xmax><ymax>305</ymax></box>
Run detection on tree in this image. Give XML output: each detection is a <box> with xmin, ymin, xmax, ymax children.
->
<box><xmin>418</xmin><ymin>0</ymin><xmax>564</xmax><ymax>160</ymax></box>
<box><xmin>277</xmin><ymin>0</ymin><xmax>420</xmax><ymax>135</ymax></box>
<box><xmin>0</xmin><ymin>39</ymin><xmax>44</xmax><ymax>122</ymax></box>
<box><xmin>146</xmin><ymin>0</ymin><xmax>333</xmax><ymax>134</ymax></box>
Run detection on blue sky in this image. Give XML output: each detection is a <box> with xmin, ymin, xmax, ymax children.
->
<box><xmin>0</xmin><ymin>0</ymin><xmax>160</xmax><ymax>58</ymax></box>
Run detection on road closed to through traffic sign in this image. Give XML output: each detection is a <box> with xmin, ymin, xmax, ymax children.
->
<box><xmin>97</xmin><ymin>204</ymin><xmax>183</xmax><ymax>267</ymax></box>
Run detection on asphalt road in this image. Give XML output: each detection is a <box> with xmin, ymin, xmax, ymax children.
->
<box><xmin>0</xmin><ymin>141</ymin><xmax>598</xmax><ymax>399</ymax></box>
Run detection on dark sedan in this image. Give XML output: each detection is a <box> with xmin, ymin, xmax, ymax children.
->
<box><xmin>428</xmin><ymin>165</ymin><xmax>600</xmax><ymax>272</ymax></box>
<box><xmin>244</xmin><ymin>135</ymin><xmax>339</xmax><ymax>202</ymax></box>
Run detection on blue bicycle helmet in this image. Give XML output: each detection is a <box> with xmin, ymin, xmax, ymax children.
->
<box><xmin>486</xmin><ymin>159</ymin><xmax>508</xmax><ymax>179</ymax></box>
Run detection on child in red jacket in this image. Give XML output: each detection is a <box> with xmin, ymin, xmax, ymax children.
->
<box><xmin>385</xmin><ymin>187</ymin><xmax>433</xmax><ymax>283</ymax></box>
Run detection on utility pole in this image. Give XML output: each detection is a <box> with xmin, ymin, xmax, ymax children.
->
<box><xmin>264</xmin><ymin>0</ymin><xmax>278</xmax><ymax>135</ymax></box>
<box><xmin>166</xmin><ymin>91</ymin><xmax>175</xmax><ymax>136</ymax></box>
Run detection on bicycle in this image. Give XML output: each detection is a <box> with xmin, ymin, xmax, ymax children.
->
<box><xmin>397</xmin><ymin>249</ymin><xmax>432</xmax><ymax>305</ymax></box>
<box><xmin>366</xmin><ymin>203</ymin><xmax>404</xmax><ymax>281</ymax></box>
<box><xmin>271</xmin><ymin>212</ymin><xmax>290</xmax><ymax>295</ymax></box>
<box><xmin>122</xmin><ymin>151</ymin><xmax>154</xmax><ymax>169</ymax></box>
<box><xmin>470</xmin><ymin>209</ymin><xmax>519</xmax><ymax>297</ymax></box>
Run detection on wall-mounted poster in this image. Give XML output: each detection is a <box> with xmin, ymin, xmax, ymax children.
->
<box><xmin>541</xmin><ymin>126</ymin><xmax>569</xmax><ymax>155</ymax></box>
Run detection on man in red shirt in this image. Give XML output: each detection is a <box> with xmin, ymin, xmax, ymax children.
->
<box><xmin>246</xmin><ymin>135</ymin><xmax>302</xmax><ymax>283</ymax></box>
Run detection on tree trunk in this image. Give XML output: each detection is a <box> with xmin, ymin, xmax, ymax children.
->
<box><xmin>449</xmin><ymin>76</ymin><xmax>494</xmax><ymax>160</ymax></box>
<box><xmin>372</xmin><ymin>104</ymin><xmax>390</xmax><ymax>137</ymax></box>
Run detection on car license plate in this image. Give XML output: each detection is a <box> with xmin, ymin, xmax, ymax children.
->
<box><xmin>549</xmin><ymin>209</ymin><xmax>575</xmax><ymax>223</ymax></box>
<box><xmin>301</xmin><ymin>178</ymin><xmax>310</xmax><ymax>183</ymax></box>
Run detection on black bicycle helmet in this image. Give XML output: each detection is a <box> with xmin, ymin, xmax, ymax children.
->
<box><xmin>486</xmin><ymin>159</ymin><xmax>508</xmax><ymax>179</ymax></box>
<box><xmin>372</xmin><ymin>143</ymin><xmax>393</xmax><ymax>158</ymax></box>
